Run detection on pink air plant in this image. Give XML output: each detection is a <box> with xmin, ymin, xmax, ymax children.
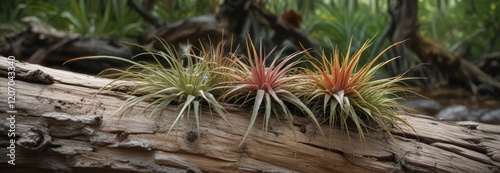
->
<box><xmin>218</xmin><ymin>38</ymin><xmax>323</xmax><ymax>145</ymax></box>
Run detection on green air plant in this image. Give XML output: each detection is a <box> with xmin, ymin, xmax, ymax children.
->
<box><xmin>300</xmin><ymin>38</ymin><xmax>414</xmax><ymax>144</ymax></box>
<box><xmin>64</xmin><ymin>39</ymin><xmax>228</xmax><ymax>136</ymax></box>
<box><xmin>195</xmin><ymin>40</ymin><xmax>237</xmax><ymax>97</ymax></box>
<box><xmin>217</xmin><ymin>38</ymin><xmax>324</xmax><ymax>145</ymax></box>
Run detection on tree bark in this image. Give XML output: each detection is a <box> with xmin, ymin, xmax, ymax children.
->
<box><xmin>0</xmin><ymin>56</ymin><xmax>499</xmax><ymax>172</ymax></box>
<box><xmin>386</xmin><ymin>0</ymin><xmax>500</xmax><ymax>95</ymax></box>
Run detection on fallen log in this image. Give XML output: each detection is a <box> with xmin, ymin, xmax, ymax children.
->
<box><xmin>0</xmin><ymin>56</ymin><xmax>499</xmax><ymax>172</ymax></box>
<box><xmin>0</xmin><ymin>17</ymin><xmax>132</xmax><ymax>75</ymax></box>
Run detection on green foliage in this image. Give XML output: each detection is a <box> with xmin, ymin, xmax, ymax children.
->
<box><xmin>0</xmin><ymin>0</ymin><xmax>68</xmax><ymax>33</ymax></box>
<box><xmin>2</xmin><ymin>0</ymin><xmax>497</xmax><ymax>60</ymax></box>
<box><xmin>264</xmin><ymin>1</ymin><xmax>389</xmax><ymax>74</ymax></box>
<box><xmin>61</xmin><ymin>0</ymin><xmax>145</xmax><ymax>39</ymax></box>
<box><xmin>304</xmin><ymin>1</ymin><xmax>387</xmax><ymax>66</ymax></box>
<box><xmin>419</xmin><ymin>0</ymin><xmax>500</xmax><ymax>59</ymax></box>
<box><xmin>262</xmin><ymin>0</ymin><xmax>318</xmax><ymax>15</ymax></box>
<box><xmin>0</xmin><ymin>0</ymin><xmax>145</xmax><ymax>39</ymax></box>
<box><xmin>153</xmin><ymin>0</ymin><xmax>221</xmax><ymax>22</ymax></box>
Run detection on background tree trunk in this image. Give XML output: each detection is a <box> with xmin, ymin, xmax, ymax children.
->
<box><xmin>1</xmin><ymin>56</ymin><xmax>499</xmax><ymax>172</ymax></box>
<box><xmin>386</xmin><ymin>0</ymin><xmax>500</xmax><ymax>95</ymax></box>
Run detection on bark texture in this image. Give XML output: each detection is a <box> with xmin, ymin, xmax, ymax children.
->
<box><xmin>0</xmin><ymin>56</ymin><xmax>499</xmax><ymax>172</ymax></box>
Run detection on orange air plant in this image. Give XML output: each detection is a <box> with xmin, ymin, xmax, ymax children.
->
<box><xmin>217</xmin><ymin>38</ymin><xmax>324</xmax><ymax>145</ymax></box>
<box><xmin>300</xmin><ymin>38</ymin><xmax>414</xmax><ymax>144</ymax></box>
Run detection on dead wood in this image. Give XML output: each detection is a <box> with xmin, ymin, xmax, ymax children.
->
<box><xmin>386</xmin><ymin>0</ymin><xmax>500</xmax><ymax>96</ymax></box>
<box><xmin>133</xmin><ymin>0</ymin><xmax>320</xmax><ymax>58</ymax></box>
<box><xmin>0</xmin><ymin>17</ymin><xmax>131</xmax><ymax>75</ymax></box>
<box><xmin>1</xmin><ymin>56</ymin><xmax>500</xmax><ymax>172</ymax></box>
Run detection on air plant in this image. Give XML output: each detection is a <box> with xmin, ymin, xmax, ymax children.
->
<box><xmin>195</xmin><ymin>40</ymin><xmax>238</xmax><ymax>97</ymax></box>
<box><xmin>217</xmin><ymin>38</ymin><xmax>324</xmax><ymax>145</ymax></box>
<box><xmin>300</xmin><ymin>38</ymin><xmax>414</xmax><ymax>144</ymax></box>
<box><xmin>64</xmin><ymin>38</ymin><xmax>228</xmax><ymax>136</ymax></box>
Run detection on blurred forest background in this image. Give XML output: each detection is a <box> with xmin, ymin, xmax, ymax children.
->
<box><xmin>1</xmin><ymin>0</ymin><xmax>499</xmax><ymax>124</ymax></box>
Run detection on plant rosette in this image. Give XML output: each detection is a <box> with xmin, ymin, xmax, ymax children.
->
<box><xmin>299</xmin><ymin>38</ymin><xmax>414</xmax><ymax>144</ymax></box>
<box><xmin>216</xmin><ymin>38</ymin><xmax>324</xmax><ymax>146</ymax></box>
<box><xmin>65</xmin><ymin>39</ymin><xmax>229</xmax><ymax>137</ymax></box>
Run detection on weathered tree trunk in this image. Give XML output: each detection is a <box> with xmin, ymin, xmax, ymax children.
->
<box><xmin>386</xmin><ymin>0</ymin><xmax>500</xmax><ymax>95</ymax></box>
<box><xmin>0</xmin><ymin>56</ymin><xmax>499</xmax><ymax>172</ymax></box>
